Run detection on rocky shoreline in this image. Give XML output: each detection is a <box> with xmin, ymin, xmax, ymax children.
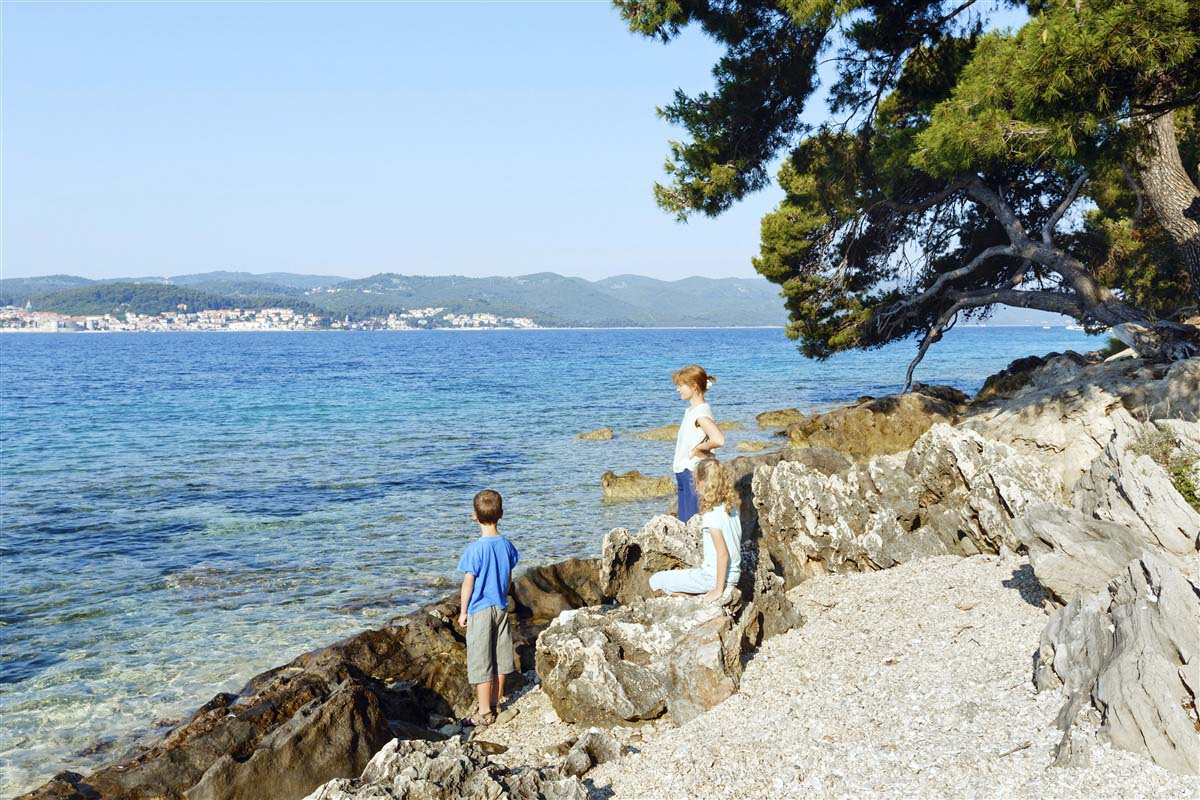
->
<box><xmin>22</xmin><ymin>353</ymin><xmax>1200</xmax><ymax>799</ymax></box>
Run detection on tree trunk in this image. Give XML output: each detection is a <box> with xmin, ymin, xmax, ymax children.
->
<box><xmin>1136</xmin><ymin>109</ymin><xmax>1200</xmax><ymax>304</ymax></box>
<box><xmin>1080</xmin><ymin>297</ymin><xmax>1199</xmax><ymax>360</ymax></box>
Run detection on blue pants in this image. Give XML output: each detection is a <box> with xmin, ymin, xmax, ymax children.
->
<box><xmin>676</xmin><ymin>469</ymin><xmax>698</xmax><ymax>522</ymax></box>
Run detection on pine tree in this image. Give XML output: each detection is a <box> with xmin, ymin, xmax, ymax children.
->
<box><xmin>616</xmin><ymin>0</ymin><xmax>1200</xmax><ymax>375</ymax></box>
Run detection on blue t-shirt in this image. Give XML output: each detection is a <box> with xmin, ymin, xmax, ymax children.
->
<box><xmin>457</xmin><ymin>535</ymin><xmax>520</xmax><ymax>615</ymax></box>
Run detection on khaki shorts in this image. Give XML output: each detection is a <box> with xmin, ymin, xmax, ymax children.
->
<box><xmin>466</xmin><ymin>605</ymin><xmax>515</xmax><ymax>685</ymax></box>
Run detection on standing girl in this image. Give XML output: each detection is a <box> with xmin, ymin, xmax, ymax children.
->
<box><xmin>649</xmin><ymin>457</ymin><xmax>742</xmax><ymax>601</ymax></box>
<box><xmin>670</xmin><ymin>365</ymin><xmax>724</xmax><ymax>522</ymax></box>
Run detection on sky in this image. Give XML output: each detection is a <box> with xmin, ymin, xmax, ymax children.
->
<box><xmin>2</xmin><ymin>1</ymin><xmax>803</xmax><ymax>281</ymax></box>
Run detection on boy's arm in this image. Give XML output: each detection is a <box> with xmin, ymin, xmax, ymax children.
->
<box><xmin>458</xmin><ymin>573</ymin><xmax>475</xmax><ymax>627</ymax></box>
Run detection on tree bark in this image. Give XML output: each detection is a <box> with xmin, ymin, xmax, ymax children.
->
<box><xmin>962</xmin><ymin>177</ymin><xmax>1200</xmax><ymax>360</ymax></box>
<box><xmin>1136</xmin><ymin>109</ymin><xmax>1200</xmax><ymax>304</ymax></box>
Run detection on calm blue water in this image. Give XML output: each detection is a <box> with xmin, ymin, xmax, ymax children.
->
<box><xmin>0</xmin><ymin>327</ymin><xmax>1099</xmax><ymax>794</ymax></box>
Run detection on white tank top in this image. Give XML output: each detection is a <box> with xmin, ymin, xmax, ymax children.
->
<box><xmin>672</xmin><ymin>401</ymin><xmax>713</xmax><ymax>473</ymax></box>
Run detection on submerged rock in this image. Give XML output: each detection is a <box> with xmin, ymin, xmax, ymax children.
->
<box><xmin>600</xmin><ymin>470</ymin><xmax>674</xmax><ymax>501</ymax></box>
<box><xmin>1036</xmin><ymin>553</ymin><xmax>1200</xmax><ymax>775</ymax></box>
<box><xmin>633</xmin><ymin>420</ymin><xmax>745</xmax><ymax>441</ymax></box>
<box><xmin>576</xmin><ymin>427</ymin><xmax>613</xmax><ymax>441</ymax></box>
<box><xmin>303</xmin><ymin>738</ymin><xmax>586</xmax><ymax>800</ymax></box>
<box><xmin>786</xmin><ymin>393</ymin><xmax>958</xmax><ymax>459</ymax></box>
<box><xmin>736</xmin><ymin>439</ymin><xmax>777</xmax><ymax>452</ymax></box>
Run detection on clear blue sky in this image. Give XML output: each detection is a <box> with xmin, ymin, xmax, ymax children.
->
<box><xmin>2</xmin><ymin>2</ymin><xmax>1026</xmax><ymax>283</ymax></box>
<box><xmin>3</xmin><ymin>1</ymin><xmax>795</xmax><ymax>281</ymax></box>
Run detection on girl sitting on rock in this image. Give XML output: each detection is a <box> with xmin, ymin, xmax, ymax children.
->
<box><xmin>671</xmin><ymin>364</ymin><xmax>724</xmax><ymax>522</ymax></box>
<box><xmin>649</xmin><ymin>458</ymin><xmax>742</xmax><ymax>603</ymax></box>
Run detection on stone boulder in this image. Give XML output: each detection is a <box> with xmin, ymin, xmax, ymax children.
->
<box><xmin>303</xmin><ymin>737</ymin><xmax>586</xmax><ymax>800</ymax></box>
<box><xmin>535</xmin><ymin>598</ymin><xmax>741</xmax><ymax>727</ymax></box>
<box><xmin>600</xmin><ymin>470</ymin><xmax>674</xmax><ymax>501</ymax></box>
<box><xmin>972</xmin><ymin>351</ymin><xmax>1093</xmax><ymax>403</ymax></box>
<box><xmin>18</xmin><ymin>668</ymin><xmax>406</xmax><ymax>800</ymax></box>
<box><xmin>1072</xmin><ymin>436</ymin><xmax>1200</xmax><ymax>557</ymax></box>
<box><xmin>600</xmin><ymin>499</ymin><xmax>802</xmax><ymax>649</ymax></box>
<box><xmin>786</xmin><ymin>393</ymin><xmax>958</xmax><ymax>459</ymax></box>
<box><xmin>1035</xmin><ymin>553</ymin><xmax>1200</xmax><ymax>775</ymax></box>
<box><xmin>754</xmin><ymin>424</ymin><xmax>1058</xmax><ymax>585</ymax></box>
<box><xmin>1013</xmin><ymin>504</ymin><xmax>1159</xmax><ymax>604</ymax></box>
<box><xmin>736</xmin><ymin>440</ymin><xmax>777</xmax><ymax>452</ymax></box>
<box><xmin>909</xmin><ymin>382</ymin><xmax>970</xmax><ymax>406</ymax></box>
<box><xmin>576</xmin><ymin>427</ymin><xmax>613</xmax><ymax>441</ymax></box>
<box><xmin>600</xmin><ymin>515</ymin><xmax>703</xmax><ymax>605</ymax></box>
<box><xmin>185</xmin><ymin>680</ymin><xmax>396</xmax><ymax>800</ymax></box>
<box><xmin>963</xmin><ymin>356</ymin><xmax>1200</xmax><ymax>491</ymax></box>
<box><xmin>511</xmin><ymin>558</ymin><xmax>605</xmax><ymax>626</ymax></box>
<box><xmin>559</xmin><ymin>730</ymin><xmax>623</xmax><ymax>778</ymax></box>
<box><xmin>756</xmin><ymin>408</ymin><xmax>805</xmax><ymax>429</ymax></box>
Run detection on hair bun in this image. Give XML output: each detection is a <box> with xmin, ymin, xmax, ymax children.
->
<box><xmin>707</xmin><ymin>376</ymin><xmax>717</xmax><ymax>388</ymax></box>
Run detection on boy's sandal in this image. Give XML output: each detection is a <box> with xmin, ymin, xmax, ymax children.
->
<box><xmin>466</xmin><ymin>711</ymin><xmax>496</xmax><ymax>728</ymax></box>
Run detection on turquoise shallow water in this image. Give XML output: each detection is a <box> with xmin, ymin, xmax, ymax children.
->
<box><xmin>0</xmin><ymin>326</ymin><xmax>1099</xmax><ymax>794</ymax></box>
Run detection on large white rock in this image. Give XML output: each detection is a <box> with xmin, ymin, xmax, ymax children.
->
<box><xmin>303</xmin><ymin>738</ymin><xmax>586</xmax><ymax>800</ymax></box>
<box><xmin>1036</xmin><ymin>553</ymin><xmax>1200</xmax><ymax>775</ymax></box>
<box><xmin>752</xmin><ymin>424</ymin><xmax>1058</xmax><ymax>583</ymax></box>
<box><xmin>1014</xmin><ymin>503</ymin><xmax>1158</xmax><ymax>603</ymax></box>
<box><xmin>1072</xmin><ymin>434</ymin><xmax>1200</xmax><ymax>556</ymax></box>
<box><xmin>964</xmin><ymin>356</ymin><xmax>1200</xmax><ymax>492</ymax></box>
<box><xmin>535</xmin><ymin>598</ymin><xmax>742</xmax><ymax>727</ymax></box>
<box><xmin>599</xmin><ymin>514</ymin><xmax>703</xmax><ymax>605</ymax></box>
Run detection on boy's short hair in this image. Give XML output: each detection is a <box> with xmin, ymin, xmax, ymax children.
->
<box><xmin>473</xmin><ymin>489</ymin><xmax>503</xmax><ymax>524</ymax></box>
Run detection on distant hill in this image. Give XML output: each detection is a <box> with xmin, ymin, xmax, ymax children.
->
<box><xmin>308</xmin><ymin>272</ymin><xmax>787</xmax><ymax>327</ymax></box>
<box><xmin>0</xmin><ymin>271</ymin><xmax>344</xmax><ymax>307</ymax></box>
<box><xmin>25</xmin><ymin>283</ymin><xmax>330</xmax><ymax>318</ymax></box>
<box><xmin>0</xmin><ymin>274</ymin><xmax>94</xmax><ymax>303</ymax></box>
<box><xmin>170</xmin><ymin>271</ymin><xmax>344</xmax><ymax>290</ymax></box>
<box><xmin>6</xmin><ymin>270</ymin><xmax>790</xmax><ymax>327</ymax></box>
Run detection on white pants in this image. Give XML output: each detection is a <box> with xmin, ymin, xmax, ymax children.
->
<box><xmin>649</xmin><ymin>568</ymin><xmax>717</xmax><ymax>595</ymax></box>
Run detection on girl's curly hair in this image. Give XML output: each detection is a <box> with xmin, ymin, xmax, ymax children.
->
<box><xmin>695</xmin><ymin>458</ymin><xmax>739</xmax><ymax>514</ymax></box>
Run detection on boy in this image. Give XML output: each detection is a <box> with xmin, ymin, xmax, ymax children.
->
<box><xmin>456</xmin><ymin>488</ymin><xmax>520</xmax><ymax>728</ymax></box>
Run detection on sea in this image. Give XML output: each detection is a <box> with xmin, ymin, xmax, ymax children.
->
<box><xmin>0</xmin><ymin>326</ymin><xmax>1101</xmax><ymax>795</ymax></box>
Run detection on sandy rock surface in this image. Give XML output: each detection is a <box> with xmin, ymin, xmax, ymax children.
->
<box><xmin>479</xmin><ymin>555</ymin><xmax>1198</xmax><ymax>799</ymax></box>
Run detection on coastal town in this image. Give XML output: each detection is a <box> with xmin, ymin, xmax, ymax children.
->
<box><xmin>0</xmin><ymin>304</ymin><xmax>541</xmax><ymax>333</ymax></box>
